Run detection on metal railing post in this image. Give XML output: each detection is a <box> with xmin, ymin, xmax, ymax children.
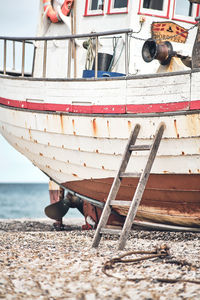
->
<box><xmin>95</xmin><ymin>36</ymin><xmax>98</xmax><ymax>79</ymax></box>
<box><xmin>43</xmin><ymin>40</ymin><xmax>47</xmax><ymax>78</ymax></box>
<box><xmin>4</xmin><ymin>40</ymin><xmax>7</xmax><ymax>75</ymax></box>
<box><xmin>21</xmin><ymin>41</ymin><xmax>25</xmax><ymax>77</ymax></box>
<box><xmin>12</xmin><ymin>41</ymin><xmax>15</xmax><ymax>70</ymax></box>
<box><xmin>125</xmin><ymin>32</ymin><xmax>129</xmax><ymax>76</ymax></box>
<box><xmin>67</xmin><ymin>39</ymin><xmax>72</xmax><ymax>78</ymax></box>
<box><xmin>0</xmin><ymin>29</ymin><xmax>133</xmax><ymax>79</ymax></box>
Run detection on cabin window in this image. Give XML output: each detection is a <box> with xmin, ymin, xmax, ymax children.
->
<box><xmin>84</xmin><ymin>0</ymin><xmax>104</xmax><ymax>16</ymax></box>
<box><xmin>172</xmin><ymin>0</ymin><xmax>199</xmax><ymax>23</ymax></box>
<box><xmin>143</xmin><ymin>0</ymin><xmax>163</xmax><ymax>11</ymax></box>
<box><xmin>114</xmin><ymin>0</ymin><xmax>128</xmax><ymax>8</ymax></box>
<box><xmin>107</xmin><ymin>0</ymin><xmax>129</xmax><ymax>14</ymax></box>
<box><xmin>175</xmin><ymin>0</ymin><xmax>193</xmax><ymax>16</ymax></box>
<box><xmin>138</xmin><ymin>0</ymin><xmax>170</xmax><ymax>18</ymax></box>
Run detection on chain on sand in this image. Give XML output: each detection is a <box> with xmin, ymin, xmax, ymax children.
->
<box><xmin>102</xmin><ymin>244</ymin><xmax>200</xmax><ymax>284</ymax></box>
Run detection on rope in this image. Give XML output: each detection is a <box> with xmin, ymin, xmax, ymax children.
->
<box><xmin>102</xmin><ymin>244</ymin><xmax>200</xmax><ymax>284</ymax></box>
<box><xmin>84</xmin><ymin>38</ymin><xmax>95</xmax><ymax>70</ymax></box>
<box><xmin>110</xmin><ymin>38</ymin><xmax>125</xmax><ymax>71</ymax></box>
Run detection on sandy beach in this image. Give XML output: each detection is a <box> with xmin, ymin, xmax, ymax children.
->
<box><xmin>0</xmin><ymin>218</ymin><xmax>200</xmax><ymax>299</ymax></box>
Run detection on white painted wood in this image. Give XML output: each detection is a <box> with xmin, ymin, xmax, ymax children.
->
<box><xmin>126</xmin><ymin>74</ymin><xmax>191</xmax><ymax>104</ymax></box>
<box><xmin>2</xmin><ymin>120</ymin><xmax>200</xmax><ymax>157</ymax></box>
<box><xmin>1</xmin><ymin>101</ymin><xmax>200</xmax><ymax>186</ymax></box>
<box><xmin>0</xmin><ymin>0</ymin><xmax>200</xmax><ymax>189</ymax></box>
<box><xmin>1</xmin><ymin>96</ymin><xmax>200</xmax><ymax>139</ymax></box>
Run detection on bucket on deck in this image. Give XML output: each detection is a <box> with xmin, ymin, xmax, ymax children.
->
<box><xmin>92</xmin><ymin>53</ymin><xmax>113</xmax><ymax>71</ymax></box>
<box><xmin>82</xmin><ymin>70</ymin><xmax>125</xmax><ymax>78</ymax></box>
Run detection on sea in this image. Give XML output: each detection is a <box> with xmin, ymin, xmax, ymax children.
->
<box><xmin>0</xmin><ymin>183</ymin><xmax>83</xmax><ymax>219</ymax></box>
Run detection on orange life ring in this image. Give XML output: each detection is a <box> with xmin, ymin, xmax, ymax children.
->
<box><xmin>61</xmin><ymin>0</ymin><xmax>74</xmax><ymax>16</ymax></box>
<box><xmin>43</xmin><ymin>0</ymin><xmax>74</xmax><ymax>23</ymax></box>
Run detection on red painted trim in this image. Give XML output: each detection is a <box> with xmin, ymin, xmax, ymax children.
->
<box><xmin>107</xmin><ymin>0</ymin><xmax>129</xmax><ymax>14</ymax></box>
<box><xmin>92</xmin><ymin>104</ymin><xmax>126</xmax><ymax>114</ymax></box>
<box><xmin>166</xmin><ymin>0</ymin><xmax>171</xmax><ymax>18</ymax></box>
<box><xmin>84</xmin><ymin>0</ymin><xmax>89</xmax><ymax>16</ymax></box>
<box><xmin>138</xmin><ymin>0</ymin><xmax>142</xmax><ymax>15</ymax></box>
<box><xmin>107</xmin><ymin>0</ymin><xmax>112</xmax><ymax>13</ymax></box>
<box><xmin>172</xmin><ymin>1</ymin><xmax>199</xmax><ymax>24</ymax></box>
<box><xmin>2</xmin><ymin>97</ymin><xmax>200</xmax><ymax>114</ymax></box>
<box><xmin>138</xmin><ymin>12</ymin><xmax>170</xmax><ymax>19</ymax></box>
<box><xmin>0</xmin><ymin>97</ymin><xmax>72</xmax><ymax>112</ymax></box>
<box><xmin>197</xmin><ymin>5</ymin><xmax>200</xmax><ymax>18</ymax></box>
<box><xmin>72</xmin><ymin>104</ymin><xmax>92</xmax><ymax>113</ymax></box>
<box><xmin>190</xmin><ymin>100</ymin><xmax>200</xmax><ymax>110</ymax></box>
<box><xmin>126</xmin><ymin>101</ymin><xmax>190</xmax><ymax>114</ymax></box>
<box><xmin>84</xmin><ymin>12</ymin><xmax>104</xmax><ymax>16</ymax></box>
<box><xmin>106</xmin><ymin>11</ymin><xmax>128</xmax><ymax>15</ymax></box>
<box><xmin>171</xmin><ymin>17</ymin><xmax>197</xmax><ymax>25</ymax></box>
<box><xmin>138</xmin><ymin>0</ymin><xmax>170</xmax><ymax>19</ymax></box>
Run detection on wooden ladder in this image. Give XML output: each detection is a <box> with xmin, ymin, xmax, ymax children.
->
<box><xmin>92</xmin><ymin>122</ymin><xmax>165</xmax><ymax>250</ymax></box>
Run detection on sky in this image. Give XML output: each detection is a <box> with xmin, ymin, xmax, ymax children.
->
<box><xmin>0</xmin><ymin>0</ymin><xmax>48</xmax><ymax>183</ymax></box>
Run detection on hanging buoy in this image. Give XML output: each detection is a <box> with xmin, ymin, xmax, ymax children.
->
<box><xmin>43</xmin><ymin>0</ymin><xmax>74</xmax><ymax>23</ymax></box>
<box><xmin>61</xmin><ymin>0</ymin><xmax>74</xmax><ymax>16</ymax></box>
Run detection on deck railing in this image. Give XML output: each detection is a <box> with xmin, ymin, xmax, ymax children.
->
<box><xmin>1</xmin><ymin>39</ymin><xmax>35</xmax><ymax>77</ymax></box>
<box><xmin>0</xmin><ymin>29</ymin><xmax>132</xmax><ymax>79</ymax></box>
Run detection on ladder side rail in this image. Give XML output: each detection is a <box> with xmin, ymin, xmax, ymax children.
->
<box><xmin>117</xmin><ymin>123</ymin><xmax>141</xmax><ymax>176</ymax></box>
<box><xmin>118</xmin><ymin>122</ymin><xmax>165</xmax><ymax>250</ymax></box>
<box><xmin>92</xmin><ymin>123</ymin><xmax>141</xmax><ymax>248</ymax></box>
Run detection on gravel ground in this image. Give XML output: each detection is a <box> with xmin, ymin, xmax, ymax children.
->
<box><xmin>0</xmin><ymin>219</ymin><xmax>200</xmax><ymax>299</ymax></box>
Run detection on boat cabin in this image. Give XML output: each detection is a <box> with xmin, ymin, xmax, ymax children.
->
<box><xmin>1</xmin><ymin>0</ymin><xmax>200</xmax><ymax>78</ymax></box>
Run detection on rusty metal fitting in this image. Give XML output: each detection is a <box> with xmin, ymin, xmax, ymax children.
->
<box><xmin>142</xmin><ymin>38</ymin><xmax>175</xmax><ymax>65</ymax></box>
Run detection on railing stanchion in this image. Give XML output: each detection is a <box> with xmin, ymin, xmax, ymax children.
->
<box><xmin>4</xmin><ymin>40</ymin><xmax>7</xmax><ymax>75</ymax></box>
<box><xmin>95</xmin><ymin>36</ymin><xmax>98</xmax><ymax>79</ymax></box>
<box><xmin>12</xmin><ymin>41</ymin><xmax>15</xmax><ymax>71</ymax></box>
<box><xmin>125</xmin><ymin>32</ymin><xmax>129</xmax><ymax>76</ymax></box>
<box><xmin>43</xmin><ymin>40</ymin><xmax>47</xmax><ymax>78</ymax></box>
<box><xmin>0</xmin><ymin>29</ymin><xmax>133</xmax><ymax>79</ymax></box>
<box><xmin>67</xmin><ymin>38</ymin><xmax>72</xmax><ymax>78</ymax></box>
<box><xmin>22</xmin><ymin>41</ymin><xmax>25</xmax><ymax>77</ymax></box>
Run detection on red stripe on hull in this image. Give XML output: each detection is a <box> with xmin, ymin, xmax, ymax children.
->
<box><xmin>126</xmin><ymin>101</ymin><xmax>190</xmax><ymax>113</ymax></box>
<box><xmin>1</xmin><ymin>97</ymin><xmax>200</xmax><ymax>114</ymax></box>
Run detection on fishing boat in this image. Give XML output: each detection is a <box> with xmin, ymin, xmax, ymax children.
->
<box><xmin>1</xmin><ymin>0</ymin><xmax>200</xmax><ymax>231</ymax></box>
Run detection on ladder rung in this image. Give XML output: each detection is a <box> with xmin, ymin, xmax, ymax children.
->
<box><xmin>130</xmin><ymin>145</ymin><xmax>151</xmax><ymax>151</ymax></box>
<box><xmin>92</xmin><ymin>122</ymin><xmax>165</xmax><ymax>250</ymax></box>
<box><xmin>110</xmin><ymin>200</ymin><xmax>132</xmax><ymax>207</ymax></box>
<box><xmin>120</xmin><ymin>172</ymin><xmax>140</xmax><ymax>178</ymax></box>
<box><xmin>100</xmin><ymin>227</ymin><xmax>122</xmax><ymax>235</ymax></box>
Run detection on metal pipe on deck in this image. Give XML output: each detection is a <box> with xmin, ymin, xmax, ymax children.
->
<box><xmin>0</xmin><ymin>29</ymin><xmax>133</xmax><ymax>42</ymax></box>
<box><xmin>95</xmin><ymin>37</ymin><xmax>98</xmax><ymax>79</ymax></box>
<box><xmin>43</xmin><ymin>40</ymin><xmax>47</xmax><ymax>78</ymax></box>
<box><xmin>21</xmin><ymin>41</ymin><xmax>25</xmax><ymax>77</ymax></box>
<box><xmin>125</xmin><ymin>32</ymin><xmax>129</xmax><ymax>75</ymax></box>
<box><xmin>12</xmin><ymin>41</ymin><xmax>15</xmax><ymax>70</ymax></box>
<box><xmin>3</xmin><ymin>40</ymin><xmax>7</xmax><ymax>75</ymax></box>
<box><xmin>67</xmin><ymin>39</ymin><xmax>72</xmax><ymax>78</ymax></box>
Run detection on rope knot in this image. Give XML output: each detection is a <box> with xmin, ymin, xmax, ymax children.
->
<box><xmin>155</xmin><ymin>244</ymin><xmax>170</xmax><ymax>258</ymax></box>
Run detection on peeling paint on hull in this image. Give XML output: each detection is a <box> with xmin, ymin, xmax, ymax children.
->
<box><xmin>1</xmin><ymin>71</ymin><xmax>200</xmax><ymax>228</ymax></box>
<box><xmin>64</xmin><ymin>174</ymin><xmax>200</xmax><ymax>227</ymax></box>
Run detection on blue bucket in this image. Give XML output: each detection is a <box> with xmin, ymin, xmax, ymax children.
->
<box><xmin>82</xmin><ymin>70</ymin><xmax>125</xmax><ymax>78</ymax></box>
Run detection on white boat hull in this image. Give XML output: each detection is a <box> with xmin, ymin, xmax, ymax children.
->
<box><xmin>1</xmin><ymin>71</ymin><xmax>200</xmax><ymax>227</ymax></box>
